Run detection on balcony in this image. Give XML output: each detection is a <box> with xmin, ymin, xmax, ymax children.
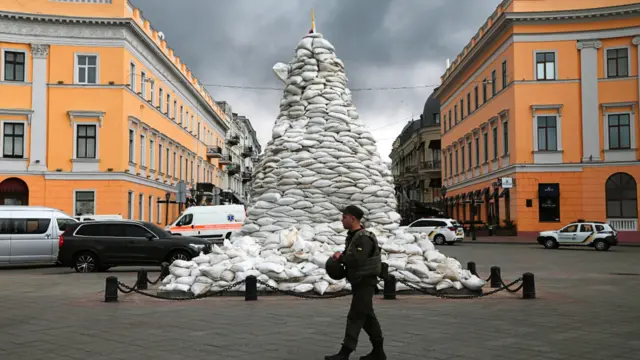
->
<box><xmin>226</xmin><ymin>134</ymin><xmax>240</xmax><ymax>146</ymax></box>
<box><xmin>607</xmin><ymin>218</ymin><xmax>638</xmax><ymax>231</ymax></box>
<box><xmin>219</xmin><ymin>155</ymin><xmax>232</xmax><ymax>165</ymax></box>
<box><xmin>419</xmin><ymin>160</ymin><xmax>441</xmax><ymax>172</ymax></box>
<box><xmin>242</xmin><ymin>146</ymin><xmax>254</xmax><ymax>158</ymax></box>
<box><xmin>227</xmin><ymin>164</ymin><xmax>240</xmax><ymax>176</ymax></box>
<box><xmin>242</xmin><ymin>170</ymin><xmax>252</xmax><ymax>182</ymax></box>
<box><xmin>206</xmin><ymin>145</ymin><xmax>222</xmax><ymax>159</ymax></box>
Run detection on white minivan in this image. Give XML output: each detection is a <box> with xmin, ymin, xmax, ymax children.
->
<box><xmin>167</xmin><ymin>205</ymin><xmax>246</xmax><ymax>242</ymax></box>
<box><xmin>0</xmin><ymin>206</ymin><xmax>78</xmax><ymax>265</ymax></box>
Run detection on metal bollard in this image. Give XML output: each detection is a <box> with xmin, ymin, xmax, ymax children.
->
<box><xmin>467</xmin><ymin>261</ymin><xmax>478</xmax><ymax>276</ymax></box>
<box><xmin>160</xmin><ymin>262</ymin><xmax>170</xmax><ymax>280</ymax></box>
<box><xmin>522</xmin><ymin>272</ymin><xmax>536</xmax><ymax>299</ymax></box>
<box><xmin>136</xmin><ymin>269</ymin><xmax>148</xmax><ymax>290</ymax></box>
<box><xmin>245</xmin><ymin>275</ymin><xmax>258</xmax><ymax>301</ymax></box>
<box><xmin>383</xmin><ymin>275</ymin><xmax>396</xmax><ymax>300</ymax></box>
<box><xmin>105</xmin><ymin>276</ymin><xmax>118</xmax><ymax>303</ymax></box>
<box><xmin>490</xmin><ymin>266</ymin><xmax>502</xmax><ymax>288</ymax></box>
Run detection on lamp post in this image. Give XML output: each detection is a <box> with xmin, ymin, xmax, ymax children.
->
<box><xmin>164</xmin><ymin>192</ymin><xmax>171</xmax><ymax>225</ymax></box>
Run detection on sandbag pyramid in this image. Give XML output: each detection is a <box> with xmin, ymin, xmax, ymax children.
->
<box><xmin>159</xmin><ymin>29</ymin><xmax>486</xmax><ymax>296</ymax></box>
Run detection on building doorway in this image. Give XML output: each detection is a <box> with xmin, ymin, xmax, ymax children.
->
<box><xmin>605</xmin><ymin>172</ymin><xmax>638</xmax><ymax>231</ymax></box>
<box><xmin>0</xmin><ymin>177</ymin><xmax>29</xmax><ymax>205</ymax></box>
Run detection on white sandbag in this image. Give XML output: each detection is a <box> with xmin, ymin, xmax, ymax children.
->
<box><xmin>230</xmin><ymin>259</ymin><xmax>255</xmax><ymax>272</ymax></box>
<box><xmin>192</xmin><ymin>253</ymin><xmax>210</xmax><ymax>265</ymax></box>
<box><xmin>294</xmin><ymin>283</ymin><xmax>315</xmax><ymax>293</ymax></box>
<box><xmin>191</xmin><ymin>282</ymin><xmax>211</xmax><ymax>296</ymax></box>
<box><xmin>417</xmin><ymin>239</ymin><xmax>435</xmax><ymax>252</ymax></box>
<box><xmin>386</xmin><ymin>259</ymin><xmax>406</xmax><ymax>271</ymax></box>
<box><xmin>255</xmin><ymin>261</ymin><xmax>285</xmax><ymax>274</ymax></box>
<box><xmin>314</xmin><ymin>280</ymin><xmax>330</xmax><ymax>295</ymax></box>
<box><xmin>406</xmin><ymin>263</ymin><xmax>430</xmax><ymax>277</ymax></box>
<box><xmin>452</xmin><ymin>281</ymin><xmax>464</xmax><ymax>290</ymax></box>
<box><xmin>425</xmin><ymin>250</ymin><xmax>446</xmax><ymax>263</ymax></box>
<box><xmin>161</xmin><ymin>274</ymin><xmax>175</xmax><ymax>284</ymax></box>
<box><xmin>169</xmin><ymin>266</ymin><xmax>191</xmax><ymax>278</ymax></box>
<box><xmin>175</xmin><ymin>276</ymin><xmax>196</xmax><ymax>286</ymax></box>
<box><xmin>208</xmin><ymin>253</ymin><xmax>230</xmax><ymax>264</ymax></box>
<box><xmin>311</xmin><ymin>253</ymin><xmax>330</xmax><ymax>267</ymax></box>
<box><xmin>220</xmin><ymin>270</ymin><xmax>235</xmax><ymax>282</ymax></box>
<box><xmin>171</xmin><ymin>260</ymin><xmax>196</xmax><ymax>268</ymax></box>
<box><xmin>284</xmin><ymin>266</ymin><xmax>306</xmax><ymax>279</ymax></box>
<box><xmin>424</xmin><ymin>273</ymin><xmax>444</xmax><ymax>285</ymax></box>
<box><xmin>403</xmin><ymin>243</ymin><xmax>423</xmax><ymax>255</ymax></box>
<box><xmin>460</xmin><ymin>275</ymin><xmax>486</xmax><ymax>291</ymax></box>
<box><xmin>436</xmin><ymin>279</ymin><xmax>454</xmax><ymax>291</ymax></box>
<box><xmin>190</xmin><ymin>268</ymin><xmax>202</xmax><ymax>277</ymax></box>
<box><xmin>400</xmin><ymin>270</ymin><xmax>421</xmax><ymax>283</ymax></box>
<box><xmin>195</xmin><ymin>276</ymin><xmax>214</xmax><ymax>284</ymax></box>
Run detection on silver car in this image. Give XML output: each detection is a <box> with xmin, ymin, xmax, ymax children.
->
<box><xmin>0</xmin><ymin>206</ymin><xmax>77</xmax><ymax>265</ymax></box>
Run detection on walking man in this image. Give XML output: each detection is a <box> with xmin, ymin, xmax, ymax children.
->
<box><xmin>326</xmin><ymin>205</ymin><xmax>387</xmax><ymax>360</ymax></box>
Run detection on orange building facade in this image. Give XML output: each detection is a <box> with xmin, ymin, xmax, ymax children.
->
<box><xmin>0</xmin><ymin>0</ymin><xmax>233</xmax><ymax>223</ymax></box>
<box><xmin>435</xmin><ymin>0</ymin><xmax>640</xmax><ymax>235</ymax></box>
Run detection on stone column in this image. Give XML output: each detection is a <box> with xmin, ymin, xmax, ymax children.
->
<box><xmin>633</xmin><ymin>37</ymin><xmax>640</xmax><ymax>107</ymax></box>
<box><xmin>28</xmin><ymin>44</ymin><xmax>49</xmax><ymax>172</ymax></box>
<box><xmin>577</xmin><ymin>40</ymin><xmax>602</xmax><ymax>162</ymax></box>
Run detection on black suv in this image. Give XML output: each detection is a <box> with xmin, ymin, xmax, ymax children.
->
<box><xmin>57</xmin><ymin>220</ymin><xmax>212</xmax><ymax>273</ymax></box>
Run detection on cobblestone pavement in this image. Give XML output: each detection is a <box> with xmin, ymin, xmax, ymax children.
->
<box><xmin>1</xmin><ymin>244</ymin><xmax>639</xmax><ymax>360</ymax></box>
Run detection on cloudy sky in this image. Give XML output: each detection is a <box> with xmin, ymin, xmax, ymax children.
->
<box><xmin>132</xmin><ymin>0</ymin><xmax>502</xmax><ymax>161</ymax></box>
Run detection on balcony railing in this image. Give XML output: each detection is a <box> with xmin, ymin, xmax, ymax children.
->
<box><xmin>219</xmin><ymin>155</ymin><xmax>232</xmax><ymax>165</ymax></box>
<box><xmin>226</xmin><ymin>134</ymin><xmax>240</xmax><ymax>146</ymax></box>
<box><xmin>227</xmin><ymin>164</ymin><xmax>240</xmax><ymax>176</ymax></box>
<box><xmin>419</xmin><ymin>160</ymin><xmax>441</xmax><ymax>171</ymax></box>
<box><xmin>206</xmin><ymin>145</ymin><xmax>222</xmax><ymax>159</ymax></box>
<box><xmin>242</xmin><ymin>171</ymin><xmax>252</xmax><ymax>182</ymax></box>
<box><xmin>607</xmin><ymin>218</ymin><xmax>638</xmax><ymax>231</ymax></box>
<box><xmin>242</xmin><ymin>146</ymin><xmax>254</xmax><ymax>158</ymax></box>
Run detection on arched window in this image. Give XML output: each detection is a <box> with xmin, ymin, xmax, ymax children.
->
<box><xmin>0</xmin><ymin>177</ymin><xmax>29</xmax><ymax>205</ymax></box>
<box><xmin>606</xmin><ymin>173</ymin><xmax>637</xmax><ymax>218</ymax></box>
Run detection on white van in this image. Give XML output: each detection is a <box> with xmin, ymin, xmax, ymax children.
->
<box><xmin>0</xmin><ymin>206</ymin><xmax>78</xmax><ymax>265</ymax></box>
<box><xmin>167</xmin><ymin>205</ymin><xmax>246</xmax><ymax>242</ymax></box>
<box><xmin>74</xmin><ymin>214</ymin><xmax>123</xmax><ymax>222</ymax></box>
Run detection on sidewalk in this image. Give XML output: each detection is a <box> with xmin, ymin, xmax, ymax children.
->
<box><xmin>463</xmin><ymin>233</ymin><xmax>640</xmax><ymax>246</ymax></box>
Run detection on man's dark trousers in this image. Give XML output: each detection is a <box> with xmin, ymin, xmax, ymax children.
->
<box><xmin>342</xmin><ymin>282</ymin><xmax>383</xmax><ymax>350</ymax></box>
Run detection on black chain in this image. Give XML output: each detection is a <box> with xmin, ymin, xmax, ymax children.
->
<box><xmin>500</xmin><ymin>278</ymin><xmax>524</xmax><ymax>293</ymax></box>
<box><xmin>398</xmin><ymin>278</ymin><xmax>522</xmax><ymax>299</ymax></box>
<box><xmin>145</xmin><ymin>272</ymin><xmax>163</xmax><ymax>285</ymax></box>
<box><xmin>116</xmin><ymin>280</ymin><xmax>246</xmax><ymax>300</ymax></box>
<box><xmin>256</xmin><ymin>279</ymin><xmax>353</xmax><ymax>299</ymax></box>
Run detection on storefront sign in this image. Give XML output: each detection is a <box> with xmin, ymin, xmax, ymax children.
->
<box><xmin>501</xmin><ymin>177</ymin><xmax>513</xmax><ymax>189</ymax></box>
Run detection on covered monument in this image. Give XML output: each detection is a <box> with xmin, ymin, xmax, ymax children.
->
<box><xmin>160</xmin><ymin>19</ymin><xmax>485</xmax><ymax>295</ymax></box>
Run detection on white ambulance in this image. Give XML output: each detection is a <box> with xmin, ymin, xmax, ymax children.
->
<box><xmin>166</xmin><ymin>205</ymin><xmax>246</xmax><ymax>243</ymax></box>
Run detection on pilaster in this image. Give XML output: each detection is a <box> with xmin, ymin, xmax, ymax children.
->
<box><xmin>633</xmin><ymin>37</ymin><xmax>640</xmax><ymax>109</ymax></box>
<box><xmin>577</xmin><ymin>40</ymin><xmax>602</xmax><ymax>162</ymax></box>
<box><xmin>28</xmin><ymin>43</ymin><xmax>49</xmax><ymax>171</ymax></box>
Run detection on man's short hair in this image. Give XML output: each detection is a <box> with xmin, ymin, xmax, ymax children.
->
<box><xmin>343</xmin><ymin>205</ymin><xmax>364</xmax><ymax>220</ymax></box>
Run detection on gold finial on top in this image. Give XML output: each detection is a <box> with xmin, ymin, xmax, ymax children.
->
<box><xmin>311</xmin><ymin>8</ymin><xmax>316</xmax><ymax>33</ymax></box>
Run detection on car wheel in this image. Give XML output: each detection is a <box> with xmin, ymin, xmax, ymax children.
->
<box><xmin>167</xmin><ymin>250</ymin><xmax>192</xmax><ymax>263</ymax></box>
<box><xmin>74</xmin><ymin>252</ymin><xmax>98</xmax><ymax>273</ymax></box>
<box><xmin>594</xmin><ymin>240</ymin><xmax>610</xmax><ymax>251</ymax></box>
<box><xmin>433</xmin><ymin>235</ymin><xmax>446</xmax><ymax>245</ymax></box>
<box><xmin>543</xmin><ymin>238</ymin><xmax>558</xmax><ymax>249</ymax></box>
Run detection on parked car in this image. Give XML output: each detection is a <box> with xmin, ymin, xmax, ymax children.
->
<box><xmin>57</xmin><ymin>220</ymin><xmax>213</xmax><ymax>273</ymax></box>
<box><xmin>537</xmin><ymin>220</ymin><xmax>618</xmax><ymax>251</ymax></box>
<box><xmin>166</xmin><ymin>204</ymin><xmax>245</xmax><ymax>242</ymax></box>
<box><xmin>0</xmin><ymin>206</ymin><xmax>77</xmax><ymax>266</ymax></box>
<box><xmin>400</xmin><ymin>218</ymin><xmax>464</xmax><ymax>245</ymax></box>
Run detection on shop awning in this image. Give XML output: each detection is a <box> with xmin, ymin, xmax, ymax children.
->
<box><xmin>428</xmin><ymin>139</ymin><xmax>441</xmax><ymax>149</ymax></box>
<box><xmin>499</xmin><ymin>188</ymin><xmax>510</xmax><ymax>198</ymax></box>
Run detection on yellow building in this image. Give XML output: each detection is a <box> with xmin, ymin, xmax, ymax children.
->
<box><xmin>0</xmin><ymin>0</ymin><xmax>232</xmax><ymax>223</ymax></box>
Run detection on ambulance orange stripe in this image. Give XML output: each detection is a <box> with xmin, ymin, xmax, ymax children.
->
<box><xmin>170</xmin><ymin>223</ymin><xmax>243</xmax><ymax>231</ymax></box>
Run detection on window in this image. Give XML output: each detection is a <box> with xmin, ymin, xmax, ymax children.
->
<box><xmin>140</xmin><ymin>71</ymin><xmax>147</xmax><ymax>98</ymax></box>
<box><xmin>537</xmin><ymin>116</ymin><xmax>558</xmax><ymax>151</ymax></box>
<box><xmin>467</xmin><ymin>141</ymin><xmax>472</xmax><ymax>170</ymax></box>
<box><xmin>159</xmin><ymin>88</ymin><xmax>164</xmax><ymax>110</ymax></box>
<box><xmin>127</xmin><ymin>191</ymin><xmax>133</xmax><ymax>220</ymax></box>
<box><xmin>474</xmin><ymin>86</ymin><xmax>478</xmax><ymax>110</ymax></box>
<box><xmin>4</xmin><ymin>51</ymin><xmax>25</xmax><ymax>82</ymax></box>
<box><xmin>448</xmin><ymin>153</ymin><xmax>453</xmax><ymax>177</ymax></box>
<box><xmin>454</xmin><ymin>105</ymin><xmax>458</xmax><ymax>123</ymax></box>
<box><xmin>140</xmin><ymin>134</ymin><xmax>146</xmax><ymax>167</ymax></box>
<box><xmin>443</xmin><ymin>156</ymin><xmax>447</xmax><ymax>177</ymax></box>
<box><xmin>128</xmin><ymin>129</ymin><xmax>135</xmax><ymax>163</ymax></box>
<box><xmin>158</xmin><ymin>143</ymin><xmax>163</xmax><ymax>173</ymax></box>
<box><xmin>180</xmin><ymin>105</ymin><xmax>184</xmax><ymax>125</ymax></box>
<box><xmin>138</xmin><ymin>193</ymin><xmax>144</xmax><ymax>220</ymax></box>
<box><xmin>482</xmin><ymin>79</ymin><xmax>487</xmax><ymax>103</ymax></box>
<box><xmin>156</xmin><ymin>197</ymin><xmax>162</xmax><ymax>223</ymax></box>
<box><xmin>75</xmin><ymin>223</ymin><xmax>107</xmax><ymax>237</ymax></box>
<box><xmin>57</xmin><ymin>218</ymin><xmax>76</xmax><ymax>231</ymax></box>
<box><xmin>443</xmin><ymin>115</ymin><xmax>448</xmax><ymax>131</ymax></box>
<box><xmin>454</xmin><ymin>149</ymin><xmax>459</xmax><ymax>174</ymax></box>
<box><xmin>492</xmin><ymin>126</ymin><xmax>498</xmax><ymax>160</ymax></box>
<box><xmin>173</xmin><ymin>151</ymin><xmax>177</xmax><ymax>177</ymax></box>
<box><xmin>502</xmin><ymin>121</ymin><xmax>509</xmax><ymax>155</ymax></box>
<box><xmin>535</xmin><ymin>52</ymin><xmax>556</xmax><ymax>80</ymax></box>
<box><xmin>461</xmin><ymin>145</ymin><xmax>465</xmax><ymax>171</ymax></box>
<box><xmin>606</xmin><ymin>48</ymin><xmax>629</xmax><ymax>78</ymax></box>
<box><xmin>167</xmin><ymin>94</ymin><xmax>171</xmax><ymax>115</ymax></box>
<box><xmin>460</xmin><ymin>99</ymin><xmax>464</xmax><ymax>119</ymax></box>
<box><xmin>606</xmin><ymin>173</ymin><xmax>637</xmax><ymax>219</ymax></box>
<box><xmin>466</xmin><ymin>93</ymin><xmax>471</xmax><ymax>115</ymax></box>
<box><xmin>197</xmin><ymin>121</ymin><xmax>201</xmax><ymax>138</ymax></box>
<box><xmin>76</xmin><ymin>124</ymin><xmax>97</xmax><ymax>159</ymax></box>
<box><xmin>148</xmin><ymin>195</ymin><xmax>153</xmax><ymax>223</ymax></box>
<box><xmin>177</xmin><ymin>214</ymin><xmax>193</xmax><ymax>227</ymax></box>
<box><xmin>173</xmin><ymin>100</ymin><xmax>178</xmax><ymax>120</ymax></box>
<box><xmin>179</xmin><ymin>155</ymin><xmax>183</xmax><ymax>180</ymax></box>
<box><xmin>501</xmin><ymin>61</ymin><xmax>507</xmax><ymax>89</ymax></box>
<box><xmin>475</xmin><ymin>137</ymin><xmax>480</xmax><ymax>166</ymax></box>
<box><xmin>448</xmin><ymin>110</ymin><xmax>452</xmax><ymax>129</ymax></box>
<box><xmin>12</xmin><ymin>218</ymin><xmax>52</xmax><ymax>235</ymax></box>
<box><xmin>149</xmin><ymin>138</ymin><xmax>155</xmax><ymax>170</ymax></box>
<box><xmin>125</xmin><ymin>224</ymin><xmax>153</xmax><ymax>238</ymax></box>
<box><xmin>75</xmin><ymin>191</ymin><xmax>95</xmax><ymax>216</ymax></box>
<box><xmin>150</xmin><ymin>80</ymin><xmax>155</xmax><ymax>105</ymax></box>
<box><xmin>3</xmin><ymin>122</ymin><xmax>24</xmax><ymax>158</ymax></box>
<box><xmin>129</xmin><ymin>62</ymin><xmax>136</xmax><ymax>92</ymax></box>
<box><xmin>491</xmin><ymin>70</ymin><xmax>496</xmax><ymax>96</ymax></box>
<box><xmin>166</xmin><ymin>148</ymin><xmax>171</xmax><ymax>176</ymax></box>
<box><xmin>608</xmin><ymin>114</ymin><xmax>631</xmax><ymax>150</ymax></box>
<box><xmin>76</xmin><ymin>54</ymin><xmax>98</xmax><ymax>84</ymax></box>
<box><xmin>190</xmin><ymin>160</ymin><xmax>194</xmax><ymax>182</ymax></box>
<box><xmin>561</xmin><ymin>224</ymin><xmax>578</xmax><ymax>233</ymax></box>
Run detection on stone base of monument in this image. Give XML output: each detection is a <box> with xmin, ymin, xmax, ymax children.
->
<box><xmin>155</xmin><ymin>287</ymin><xmax>481</xmax><ymax>299</ymax></box>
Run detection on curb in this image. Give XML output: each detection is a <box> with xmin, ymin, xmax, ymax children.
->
<box><xmin>459</xmin><ymin>241</ymin><xmax>640</xmax><ymax>247</ymax></box>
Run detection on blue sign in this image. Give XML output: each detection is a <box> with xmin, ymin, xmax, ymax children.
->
<box><xmin>227</xmin><ymin>214</ymin><xmax>235</xmax><ymax>222</ymax></box>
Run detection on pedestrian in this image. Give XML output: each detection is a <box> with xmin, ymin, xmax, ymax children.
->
<box><xmin>326</xmin><ymin>205</ymin><xmax>387</xmax><ymax>360</ymax></box>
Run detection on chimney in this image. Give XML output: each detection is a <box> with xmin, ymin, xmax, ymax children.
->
<box><xmin>446</xmin><ymin>58</ymin><xmax>451</xmax><ymax>69</ymax></box>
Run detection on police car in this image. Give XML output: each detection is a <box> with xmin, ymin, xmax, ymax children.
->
<box><xmin>536</xmin><ymin>220</ymin><xmax>618</xmax><ymax>251</ymax></box>
<box><xmin>401</xmin><ymin>218</ymin><xmax>464</xmax><ymax>245</ymax></box>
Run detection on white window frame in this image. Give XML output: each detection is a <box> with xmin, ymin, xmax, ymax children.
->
<box><xmin>180</xmin><ymin>105</ymin><xmax>184</xmax><ymax>125</ymax></box>
<box><xmin>604</xmin><ymin>46</ymin><xmax>631</xmax><ymax>79</ymax></box>
<box><xmin>491</xmin><ymin>125</ymin><xmax>498</xmax><ymax>161</ymax></box>
<box><xmin>73</xmin><ymin>189</ymin><xmax>96</xmax><ymax>217</ymax></box>
<box><xmin>158</xmin><ymin>88</ymin><xmax>164</xmax><ymax>110</ymax></box>
<box><xmin>73</xmin><ymin>122</ymin><xmax>99</xmax><ymax>160</ymax></box>
<box><xmin>604</xmin><ymin>112</ymin><xmax>634</xmax><ymax>151</ymax></box>
<box><xmin>1</xmin><ymin>48</ymin><xmax>28</xmax><ymax>82</ymax></box>
<box><xmin>0</xmin><ymin>120</ymin><xmax>28</xmax><ymax>159</ymax></box>
<box><xmin>502</xmin><ymin>117</ymin><xmax>509</xmax><ymax>156</ymax></box>
<box><xmin>166</xmin><ymin>145</ymin><xmax>172</xmax><ymax>177</ymax></box>
<box><xmin>128</xmin><ymin>127</ymin><xmax>136</xmax><ymax>164</ymax></box>
<box><xmin>173</xmin><ymin>100</ymin><xmax>178</xmax><ymax>120</ymax></box>
<box><xmin>167</xmin><ymin>94</ymin><xmax>171</xmax><ymax>116</ymax></box>
<box><xmin>156</xmin><ymin>197</ymin><xmax>162</xmax><ymax>223</ymax></box>
<box><xmin>158</xmin><ymin>142</ymin><xmax>164</xmax><ymax>174</ymax></box>
<box><xmin>129</xmin><ymin>61</ymin><xmax>136</xmax><ymax>92</ymax></box>
<box><xmin>148</xmin><ymin>195</ymin><xmax>153</xmax><ymax>223</ymax></box>
<box><xmin>533</xmin><ymin>50</ymin><xmax>558</xmax><ymax>81</ymax></box>
<box><xmin>139</xmin><ymin>133</ymin><xmax>146</xmax><ymax>168</ymax></box>
<box><xmin>532</xmin><ymin>105</ymin><xmax>563</xmax><ymax>153</ymax></box>
<box><xmin>149</xmin><ymin>137</ymin><xmax>155</xmax><ymax>171</ymax></box>
<box><xmin>140</xmin><ymin>71</ymin><xmax>147</xmax><ymax>98</ymax></box>
<box><xmin>74</xmin><ymin>53</ymin><xmax>99</xmax><ymax>85</ymax></box>
<box><xmin>173</xmin><ymin>150</ymin><xmax>177</xmax><ymax>178</ymax></box>
<box><xmin>149</xmin><ymin>80</ymin><xmax>155</xmax><ymax>105</ymax></box>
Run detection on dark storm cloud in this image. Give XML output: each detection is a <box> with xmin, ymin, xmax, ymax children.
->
<box><xmin>130</xmin><ymin>0</ymin><xmax>502</xmax><ymax>159</ymax></box>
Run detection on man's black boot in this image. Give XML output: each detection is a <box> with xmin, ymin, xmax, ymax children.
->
<box><xmin>325</xmin><ymin>345</ymin><xmax>353</xmax><ymax>360</ymax></box>
<box><xmin>359</xmin><ymin>340</ymin><xmax>387</xmax><ymax>360</ymax></box>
